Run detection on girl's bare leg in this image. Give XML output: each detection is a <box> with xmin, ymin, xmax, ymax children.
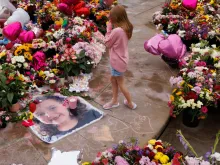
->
<box><xmin>111</xmin><ymin>76</ymin><xmax>119</xmax><ymax>103</ymax></box>
<box><xmin>115</xmin><ymin>76</ymin><xmax>134</xmax><ymax>108</ymax></box>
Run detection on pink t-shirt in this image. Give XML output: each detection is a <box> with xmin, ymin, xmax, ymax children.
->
<box><xmin>105</xmin><ymin>27</ymin><xmax>129</xmax><ymax>73</ymax></box>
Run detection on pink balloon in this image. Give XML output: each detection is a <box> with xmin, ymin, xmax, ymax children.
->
<box><xmin>144</xmin><ymin>34</ymin><xmax>165</xmax><ymax>55</ymax></box>
<box><xmin>158</xmin><ymin>34</ymin><xmax>186</xmax><ymax>60</ymax></box>
<box><xmin>19</xmin><ymin>30</ymin><xmax>36</xmax><ymax>43</ymax></box>
<box><xmin>57</xmin><ymin>3</ymin><xmax>72</xmax><ymax>15</ymax></box>
<box><xmin>182</xmin><ymin>0</ymin><xmax>198</xmax><ymax>10</ymax></box>
<box><xmin>3</xmin><ymin>22</ymin><xmax>22</xmax><ymax>41</ymax></box>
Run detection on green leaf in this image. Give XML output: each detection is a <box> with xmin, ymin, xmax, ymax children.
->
<box><xmin>0</xmin><ymin>74</ymin><xmax>7</xmax><ymax>83</ymax></box>
<box><xmin>7</xmin><ymin>93</ymin><xmax>14</xmax><ymax>103</ymax></box>
<box><xmin>79</xmin><ymin>64</ymin><xmax>86</xmax><ymax>70</ymax></box>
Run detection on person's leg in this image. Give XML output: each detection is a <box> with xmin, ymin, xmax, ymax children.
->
<box><xmin>111</xmin><ymin>76</ymin><xmax>119</xmax><ymax>103</ymax></box>
<box><xmin>103</xmin><ymin>76</ymin><xmax>119</xmax><ymax>109</ymax></box>
<box><xmin>116</xmin><ymin>76</ymin><xmax>136</xmax><ymax>109</ymax></box>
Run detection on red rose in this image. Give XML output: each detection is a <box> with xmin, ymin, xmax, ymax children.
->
<box><xmin>102</xmin><ymin>158</ymin><xmax>108</xmax><ymax>165</ymax></box>
<box><xmin>214</xmin><ymin>85</ymin><xmax>220</xmax><ymax>91</ymax></box>
<box><xmin>155</xmin><ymin>142</ymin><xmax>162</xmax><ymax>146</ymax></box>
<box><xmin>29</xmin><ymin>102</ymin><xmax>36</xmax><ymax>113</ymax></box>
<box><xmin>184</xmin><ymin>91</ymin><xmax>198</xmax><ymax>101</ymax></box>
<box><xmin>22</xmin><ymin>119</ymin><xmax>34</xmax><ymax>127</ymax></box>
<box><xmin>5</xmin><ymin>43</ymin><xmax>14</xmax><ymax>50</ymax></box>
<box><xmin>148</xmin><ymin>152</ymin><xmax>155</xmax><ymax>159</ymax></box>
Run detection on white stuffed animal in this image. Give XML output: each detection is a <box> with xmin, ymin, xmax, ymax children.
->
<box><xmin>5</xmin><ymin>8</ymin><xmax>30</xmax><ymax>27</ymax></box>
<box><xmin>0</xmin><ymin>0</ymin><xmax>16</xmax><ymax>13</ymax></box>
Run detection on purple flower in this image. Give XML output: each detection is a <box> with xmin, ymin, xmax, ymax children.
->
<box><xmin>192</xmin><ymin>86</ymin><xmax>201</xmax><ymax>94</ymax></box>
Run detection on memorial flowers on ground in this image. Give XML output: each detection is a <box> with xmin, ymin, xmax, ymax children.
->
<box><xmin>0</xmin><ymin>0</ymin><xmax>112</xmax><ymax>127</ymax></box>
<box><xmin>168</xmin><ymin>41</ymin><xmax>220</xmax><ymax>120</ymax></box>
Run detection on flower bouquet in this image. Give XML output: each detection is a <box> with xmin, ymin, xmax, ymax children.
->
<box><xmin>0</xmin><ymin>63</ymin><xmax>31</xmax><ymax>111</ymax></box>
<box><xmin>176</xmin><ymin>130</ymin><xmax>220</xmax><ymax>165</ymax></box>
<box><xmin>83</xmin><ymin>138</ymin><xmax>182</xmax><ymax>165</ymax></box>
<box><xmin>168</xmin><ymin>41</ymin><xmax>220</xmax><ymax>126</ymax></box>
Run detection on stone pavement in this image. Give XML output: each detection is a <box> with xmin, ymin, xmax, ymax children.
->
<box><xmin>0</xmin><ymin>0</ymin><xmax>176</xmax><ymax>164</ymax></box>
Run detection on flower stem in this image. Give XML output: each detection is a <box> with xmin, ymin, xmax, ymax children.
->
<box><xmin>176</xmin><ymin>130</ymin><xmax>198</xmax><ymax>157</ymax></box>
<box><xmin>212</xmin><ymin>131</ymin><xmax>220</xmax><ymax>154</ymax></box>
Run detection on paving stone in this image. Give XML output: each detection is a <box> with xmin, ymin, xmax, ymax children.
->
<box><xmin>0</xmin><ymin>139</ymin><xmax>47</xmax><ymax>165</ymax></box>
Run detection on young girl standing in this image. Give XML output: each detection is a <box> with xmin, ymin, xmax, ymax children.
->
<box><xmin>103</xmin><ymin>5</ymin><xmax>137</xmax><ymax>110</ymax></box>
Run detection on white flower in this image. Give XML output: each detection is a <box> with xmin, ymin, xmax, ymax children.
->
<box><xmin>147</xmin><ymin>144</ymin><xmax>153</xmax><ymax>150</ymax></box>
<box><xmin>214</xmin><ymin>62</ymin><xmax>220</xmax><ymax>68</ymax></box>
<box><xmin>49</xmin><ymin>79</ymin><xmax>56</xmax><ymax>84</ymax></box>
<box><xmin>197</xmin><ymin>101</ymin><xmax>203</xmax><ymax>108</ymax></box>
<box><xmin>17</xmin><ymin>63</ymin><xmax>22</xmax><ymax>68</ymax></box>
<box><xmin>44</xmin><ymin>71</ymin><xmax>50</xmax><ymax>76</ymax></box>
<box><xmin>152</xmin><ymin>149</ymin><xmax>157</xmax><ymax>153</ymax></box>
<box><xmin>11</xmin><ymin>58</ymin><xmax>16</xmax><ymax>64</ymax></box>
<box><xmin>49</xmin><ymin>73</ymin><xmax>55</xmax><ymax>78</ymax></box>
<box><xmin>0</xmin><ymin>65</ymin><xmax>2</xmax><ymax>70</ymax></box>
<box><xmin>211</xmin><ymin>152</ymin><xmax>220</xmax><ymax>161</ymax></box>
<box><xmin>211</xmin><ymin>44</ymin><xmax>216</xmax><ymax>48</ymax></box>
<box><xmin>23</xmin><ymin>63</ymin><xmax>28</xmax><ymax>68</ymax></box>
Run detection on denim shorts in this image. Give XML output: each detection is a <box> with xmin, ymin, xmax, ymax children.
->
<box><xmin>111</xmin><ymin>67</ymin><xmax>123</xmax><ymax>77</ymax></box>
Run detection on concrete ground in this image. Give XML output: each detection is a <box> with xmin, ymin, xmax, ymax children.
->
<box><xmin>2</xmin><ymin>0</ymin><xmax>216</xmax><ymax>164</ymax></box>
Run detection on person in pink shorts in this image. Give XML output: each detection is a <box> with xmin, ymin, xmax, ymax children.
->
<box><xmin>103</xmin><ymin>5</ymin><xmax>137</xmax><ymax>110</ymax></box>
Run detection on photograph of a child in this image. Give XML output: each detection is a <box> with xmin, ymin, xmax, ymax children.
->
<box><xmin>30</xmin><ymin>94</ymin><xmax>103</xmax><ymax>143</ymax></box>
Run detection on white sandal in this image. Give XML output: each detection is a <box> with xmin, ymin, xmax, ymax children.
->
<box><xmin>103</xmin><ymin>102</ymin><xmax>120</xmax><ymax>110</ymax></box>
<box><xmin>124</xmin><ymin>100</ymin><xmax>137</xmax><ymax>110</ymax></box>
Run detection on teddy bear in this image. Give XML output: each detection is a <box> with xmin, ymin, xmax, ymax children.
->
<box><xmin>57</xmin><ymin>0</ymin><xmax>90</xmax><ymax>17</ymax></box>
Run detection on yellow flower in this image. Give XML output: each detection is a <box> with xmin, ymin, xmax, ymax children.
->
<box><xmin>154</xmin><ymin>152</ymin><xmax>164</xmax><ymax>160</ymax></box>
<box><xmin>18</xmin><ymin>74</ymin><xmax>25</xmax><ymax>81</ymax></box>
<box><xmin>148</xmin><ymin>139</ymin><xmax>156</xmax><ymax>145</ymax></box>
<box><xmin>29</xmin><ymin>112</ymin><xmax>33</xmax><ymax>120</ymax></box>
<box><xmin>39</xmin><ymin>70</ymin><xmax>46</xmax><ymax>78</ymax></box>
<box><xmin>155</xmin><ymin>145</ymin><xmax>163</xmax><ymax>150</ymax></box>
<box><xmin>52</xmin><ymin>69</ymin><xmax>59</xmax><ymax>74</ymax></box>
<box><xmin>159</xmin><ymin>155</ymin><xmax>169</xmax><ymax>164</ymax></box>
<box><xmin>176</xmin><ymin>91</ymin><xmax>182</xmax><ymax>96</ymax></box>
<box><xmin>170</xmin><ymin>95</ymin><xmax>174</xmax><ymax>102</ymax></box>
<box><xmin>24</xmin><ymin>52</ymin><xmax>33</xmax><ymax>61</ymax></box>
<box><xmin>187</xmin><ymin>84</ymin><xmax>193</xmax><ymax>88</ymax></box>
<box><xmin>82</xmin><ymin>162</ymin><xmax>91</xmax><ymax>165</ymax></box>
<box><xmin>210</xmin><ymin>0</ymin><xmax>215</xmax><ymax>5</ymax></box>
<box><xmin>180</xmin><ymin>81</ymin><xmax>185</xmax><ymax>86</ymax></box>
<box><xmin>172</xmin><ymin>88</ymin><xmax>177</xmax><ymax>93</ymax></box>
<box><xmin>162</xmin><ymin>163</ymin><xmax>171</xmax><ymax>165</ymax></box>
<box><xmin>0</xmin><ymin>51</ymin><xmax>6</xmax><ymax>58</ymax></box>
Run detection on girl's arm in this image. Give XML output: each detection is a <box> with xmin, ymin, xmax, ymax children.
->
<box><xmin>105</xmin><ymin>22</ymin><xmax>118</xmax><ymax>48</ymax></box>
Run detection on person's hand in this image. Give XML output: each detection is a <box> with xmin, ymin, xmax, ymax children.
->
<box><xmin>106</xmin><ymin>21</ymin><xmax>113</xmax><ymax>33</ymax></box>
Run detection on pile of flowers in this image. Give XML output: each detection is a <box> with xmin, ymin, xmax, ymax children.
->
<box><xmin>168</xmin><ymin>41</ymin><xmax>220</xmax><ymax>120</ymax></box>
<box><xmin>152</xmin><ymin>0</ymin><xmax>220</xmax><ymax>47</ymax></box>
<box><xmin>83</xmin><ymin>130</ymin><xmax>220</xmax><ymax>165</ymax></box>
<box><xmin>83</xmin><ymin>138</ymin><xmax>181</xmax><ymax>165</ymax></box>
<box><xmin>0</xmin><ymin>0</ymin><xmax>115</xmax><ymax>128</ymax></box>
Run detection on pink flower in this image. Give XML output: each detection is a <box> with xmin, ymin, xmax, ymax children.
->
<box><xmin>5</xmin><ymin>117</ymin><xmax>10</xmax><ymax>121</ymax></box>
<box><xmin>196</xmin><ymin>61</ymin><xmax>206</xmax><ymax>67</ymax></box>
<box><xmin>192</xmin><ymin>86</ymin><xmax>201</xmax><ymax>94</ymax></box>
<box><xmin>201</xmin><ymin>106</ymin><xmax>208</xmax><ymax>113</ymax></box>
<box><xmin>115</xmin><ymin>156</ymin><xmax>129</xmax><ymax>165</ymax></box>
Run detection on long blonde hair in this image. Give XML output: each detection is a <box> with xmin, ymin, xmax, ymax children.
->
<box><xmin>110</xmin><ymin>5</ymin><xmax>133</xmax><ymax>39</ymax></box>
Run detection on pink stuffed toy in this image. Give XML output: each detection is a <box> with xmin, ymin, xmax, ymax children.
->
<box><xmin>182</xmin><ymin>0</ymin><xmax>198</xmax><ymax>10</ymax></box>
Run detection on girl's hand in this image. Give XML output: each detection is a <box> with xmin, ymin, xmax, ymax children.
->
<box><xmin>106</xmin><ymin>21</ymin><xmax>113</xmax><ymax>33</ymax></box>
